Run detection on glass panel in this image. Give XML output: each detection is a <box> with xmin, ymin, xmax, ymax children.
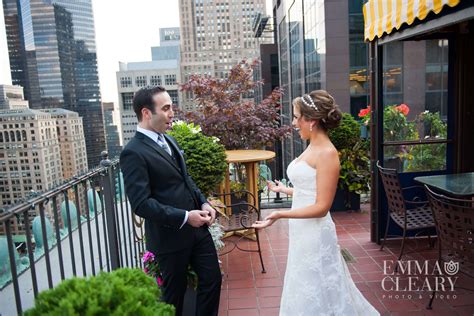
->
<box><xmin>348</xmin><ymin>2</ymin><xmax>368</xmax><ymax>116</ymax></box>
<box><xmin>384</xmin><ymin>143</ymin><xmax>447</xmax><ymax>173</ymax></box>
<box><xmin>289</xmin><ymin>0</ymin><xmax>305</xmax><ymax>159</ymax></box>
<box><xmin>304</xmin><ymin>0</ymin><xmax>322</xmax><ymax>92</ymax></box>
<box><xmin>379</xmin><ymin>39</ymin><xmax>449</xmax><ymax>173</ymax></box>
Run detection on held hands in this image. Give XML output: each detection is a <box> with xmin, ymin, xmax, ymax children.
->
<box><xmin>252</xmin><ymin>211</ymin><xmax>281</xmax><ymax>229</ymax></box>
<box><xmin>267</xmin><ymin>180</ymin><xmax>286</xmax><ymax>194</ymax></box>
<box><xmin>201</xmin><ymin>203</ymin><xmax>216</xmax><ymax>225</ymax></box>
<box><xmin>187</xmin><ymin>203</ymin><xmax>216</xmax><ymax>228</ymax></box>
<box><xmin>187</xmin><ymin>210</ymin><xmax>212</xmax><ymax>227</ymax></box>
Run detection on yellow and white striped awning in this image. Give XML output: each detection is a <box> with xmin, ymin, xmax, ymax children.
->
<box><xmin>363</xmin><ymin>0</ymin><xmax>462</xmax><ymax>41</ymax></box>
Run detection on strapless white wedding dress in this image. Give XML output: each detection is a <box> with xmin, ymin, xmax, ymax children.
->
<box><xmin>279</xmin><ymin>159</ymin><xmax>379</xmax><ymax>316</ymax></box>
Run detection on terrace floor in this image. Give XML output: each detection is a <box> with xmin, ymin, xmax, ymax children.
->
<box><xmin>218</xmin><ymin>205</ymin><xmax>474</xmax><ymax>316</ymax></box>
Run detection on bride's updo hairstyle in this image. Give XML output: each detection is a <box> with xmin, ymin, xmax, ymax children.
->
<box><xmin>293</xmin><ymin>90</ymin><xmax>342</xmax><ymax>131</ymax></box>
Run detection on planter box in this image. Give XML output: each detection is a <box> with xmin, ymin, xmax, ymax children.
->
<box><xmin>330</xmin><ymin>188</ymin><xmax>360</xmax><ymax>212</ymax></box>
<box><xmin>384</xmin><ymin>156</ymin><xmax>402</xmax><ymax>171</ymax></box>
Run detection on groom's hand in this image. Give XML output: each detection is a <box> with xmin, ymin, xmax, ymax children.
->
<box><xmin>187</xmin><ymin>210</ymin><xmax>212</xmax><ymax>227</ymax></box>
<box><xmin>201</xmin><ymin>203</ymin><xmax>216</xmax><ymax>225</ymax></box>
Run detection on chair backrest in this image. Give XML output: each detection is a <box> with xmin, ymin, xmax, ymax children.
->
<box><xmin>376</xmin><ymin>161</ymin><xmax>406</xmax><ymax>216</ymax></box>
<box><xmin>425</xmin><ymin>185</ymin><xmax>474</xmax><ymax>267</ymax></box>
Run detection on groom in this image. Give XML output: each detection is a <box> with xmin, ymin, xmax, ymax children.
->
<box><xmin>120</xmin><ymin>86</ymin><xmax>222</xmax><ymax>315</ymax></box>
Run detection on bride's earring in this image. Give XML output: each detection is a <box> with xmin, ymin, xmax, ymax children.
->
<box><xmin>310</xmin><ymin>124</ymin><xmax>313</xmax><ymax>132</ymax></box>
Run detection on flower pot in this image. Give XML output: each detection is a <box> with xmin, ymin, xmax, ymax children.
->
<box><xmin>383</xmin><ymin>156</ymin><xmax>402</xmax><ymax>171</ymax></box>
<box><xmin>330</xmin><ymin>188</ymin><xmax>360</xmax><ymax>212</ymax></box>
<box><xmin>182</xmin><ymin>286</ymin><xmax>196</xmax><ymax>316</ymax></box>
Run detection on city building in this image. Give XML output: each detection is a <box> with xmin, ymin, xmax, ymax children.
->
<box><xmin>151</xmin><ymin>27</ymin><xmax>181</xmax><ymax>60</ymax></box>
<box><xmin>271</xmin><ymin>0</ymin><xmax>370</xmax><ymax>175</ymax></box>
<box><xmin>116</xmin><ymin>28</ymin><xmax>181</xmax><ymax>146</ymax></box>
<box><xmin>0</xmin><ymin>108</ymin><xmax>63</xmax><ymax>212</ymax></box>
<box><xmin>2</xmin><ymin>0</ymin><xmax>106</xmax><ymax>167</ymax></box>
<box><xmin>0</xmin><ymin>106</ymin><xmax>89</xmax><ymax>235</ymax></box>
<box><xmin>0</xmin><ymin>85</ymin><xmax>29</xmax><ymax>110</ymax></box>
<box><xmin>39</xmin><ymin>108</ymin><xmax>88</xmax><ymax>179</ymax></box>
<box><xmin>117</xmin><ymin>60</ymin><xmax>180</xmax><ymax>145</ymax></box>
<box><xmin>178</xmin><ymin>0</ymin><xmax>268</xmax><ymax>110</ymax></box>
<box><xmin>102</xmin><ymin>102</ymin><xmax>122</xmax><ymax>159</ymax></box>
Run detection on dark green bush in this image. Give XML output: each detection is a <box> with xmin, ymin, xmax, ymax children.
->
<box><xmin>25</xmin><ymin>268</ymin><xmax>175</xmax><ymax>316</ymax></box>
<box><xmin>168</xmin><ymin>121</ymin><xmax>227</xmax><ymax>196</ymax></box>
<box><xmin>329</xmin><ymin>113</ymin><xmax>370</xmax><ymax>195</ymax></box>
<box><xmin>328</xmin><ymin>113</ymin><xmax>361</xmax><ymax>151</ymax></box>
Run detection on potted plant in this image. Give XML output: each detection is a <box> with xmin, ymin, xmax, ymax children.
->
<box><xmin>328</xmin><ymin>113</ymin><xmax>370</xmax><ymax>211</ymax></box>
<box><xmin>167</xmin><ymin>121</ymin><xmax>227</xmax><ymax>196</ymax></box>
<box><xmin>358</xmin><ymin>103</ymin><xmax>417</xmax><ymax>170</ymax></box>
<box><xmin>25</xmin><ymin>268</ymin><xmax>175</xmax><ymax>315</ymax></box>
<box><xmin>404</xmin><ymin>111</ymin><xmax>447</xmax><ymax>172</ymax></box>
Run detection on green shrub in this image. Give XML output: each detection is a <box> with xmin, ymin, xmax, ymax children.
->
<box><xmin>168</xmin><ymin>121</ymin><xmax>227</xmax><ymax>196</ymax></box>
<box><xmin>25</xmin><ymin>268</ymin><xmax>175</xmax><ymax>316</ymax></box>
<box><xmin>328</xmin><ymin>113</ymin><xmax>370</xmax><ymax>194</ymax></box>
<box><xmin>328</xmin><ymin>113</ymin><xmax>361</xmax><ymax>151</ymax></box>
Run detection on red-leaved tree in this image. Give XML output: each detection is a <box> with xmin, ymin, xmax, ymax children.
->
<box><xmin>179</xmin><ymin>59</ymin><xmax>292</xmax><ymax>150</ymax></box>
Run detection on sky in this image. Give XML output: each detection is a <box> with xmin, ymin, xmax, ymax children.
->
<box><xmin>0</xmin><ymin>0</ymin><xmax>271</xmax><ymax>106</ymax></box>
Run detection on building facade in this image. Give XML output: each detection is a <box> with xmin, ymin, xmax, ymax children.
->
<box><xmin>2</xmin><ymin>0</ymin><xmax>106</xmax><ymax>167</ymax></box>
<box><xmin>152</xmin><ymin>27</ymin><xmax>181</xmax><ymax>61</ymax></box>
<box><xmin>273</xmin><ymin>0</ymin><xmax>369</xmax><ymax>176</ymax></box>
<box><xmin>102</xmin><ymin>102</ymin><xmax>122</xmax><ymax>159</ymax></box>
<box><xmin>40</xmin><ymin>108</ymin><xmax>88</xmax><ymax>179</ymax></box>
<box><xmin>0</xmin><ymin>106</ymin><xmax>89</xmax><ymax>235</ymax></box>
<box><xmin>0</xmin><ymin>85</ymin><xmax>29</xmax><ymax>110</ymax></box>
<box><xmin>178</xmin><ymin>0</ymin><xmax>267</xmax><ymax>110</ymax></box>
<box><xmin>0</xmin><ymin>109</ymin><xmax>63</xmax><ymax>211</ymax></box>
<box><xmin>116</xmin><ymin>60</ymin><xmax>181</xmax><ymax>145</ymax></box>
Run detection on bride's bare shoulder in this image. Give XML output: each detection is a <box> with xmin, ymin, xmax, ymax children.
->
<box><xmin>315</xmin><ymin>145</ymin><xmax>339</xmax><ymax>166</ymax></box>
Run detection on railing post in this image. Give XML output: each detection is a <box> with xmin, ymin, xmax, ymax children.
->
<box><xmin>100</xmin><ymin>151</ymin><xmax>121</xmax><ymax>270</ymax></box>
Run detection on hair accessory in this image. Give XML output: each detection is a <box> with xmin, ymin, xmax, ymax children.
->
<box><xmin>301</xmin><ymin>94</ymin><xmax>318</xmax><ymax>111</ymax></box>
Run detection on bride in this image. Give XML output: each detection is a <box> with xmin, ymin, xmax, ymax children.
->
<box><xmin>252</xmin><ymin>90</ymin><xmax>379</xmax><ymax>316</ymax></box>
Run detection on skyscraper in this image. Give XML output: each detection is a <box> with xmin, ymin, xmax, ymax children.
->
<box><xmin>178</xmin><ymin>0</ymin><xmax>267</xmax><ymax>110</ymax></box>
<box><xmin>2</xmin><ymin>0</ymin><xmax>106</xmax><ymax>167</ymax></box>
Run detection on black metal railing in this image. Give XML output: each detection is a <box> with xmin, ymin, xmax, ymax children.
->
<box><xmin>0</xmin><ymin>151</ymin><xmax>144</xmax><ymax>315</ymax></box>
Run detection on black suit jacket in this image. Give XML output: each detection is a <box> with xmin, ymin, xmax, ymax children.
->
<box><xmin>120</xmin><ymin>131</ymin><xmax>208</xmax><ymax>255</ymax></box>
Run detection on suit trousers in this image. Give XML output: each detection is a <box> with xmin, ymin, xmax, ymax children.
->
<box><xmin>157</xmin><ymin>227</ymin><xmax>222</xmax><ymax>316</ymax></box>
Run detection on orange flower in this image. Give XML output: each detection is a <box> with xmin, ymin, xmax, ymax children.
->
<box><xmin>396</xmin><ymin>103</ymin><xmax>409</xmax><ymax>116</ymax></box>
<box><xmin>358</xmin><ymin>106</ymin><xmax>371</xmax><ymax>117</ymax></box>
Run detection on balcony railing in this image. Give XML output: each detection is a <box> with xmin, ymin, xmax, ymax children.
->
<box><xmin>0</xmin><ymin>152</ymin><xmax>144</xmax><ymax>316</ymax></box>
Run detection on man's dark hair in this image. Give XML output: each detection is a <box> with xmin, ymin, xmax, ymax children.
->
<box><xmin>132</xmin><ymin>86</ymin><xmax>166</xmax><ymax>121</ymax></box>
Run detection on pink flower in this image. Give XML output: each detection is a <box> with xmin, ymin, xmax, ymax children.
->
<box><xmin>143</xmin><ymin>251</ymin><xmax>155</xmax><ymax>263</ymax></box>
<box><xmin>144</xmin><ymin>267</ymin><xmax>149</xmax><ymax>274</ymax></box>
<box><xmin>396</xmin><ymin>103</ymin><xmax>409</xmax><ymax>116</ymax></box>
<box><xmin>157</xmin><ymin>276</ymin><xmax>164</xmax><ymax>286</ymax></box>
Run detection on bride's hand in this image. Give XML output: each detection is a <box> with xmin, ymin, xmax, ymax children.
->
<box><xmin>252</xmin><ymin>211</ymin><xmax>282</xmax><ymax>229</ymax></box>
<box><xmin>252</xmin><ymin>219</ymin><xmax>276</xmax><ymax>229</ymax></box>
<box><xmin>267</xmin><ymin>180</ymin><xmax>286</xmax><ymax>193</ymax></box>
